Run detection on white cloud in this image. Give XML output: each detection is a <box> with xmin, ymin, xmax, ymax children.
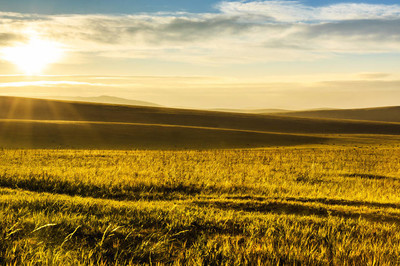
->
<box><xmin>0</xmin><ymin>80</ymin><xmax>107</xmax><ymax>87</ymax></box>
<box><xmin>2</xmin><ymin>75</ymin><xmax>400</xmax><ymax>109</ymax></box>
<box><xmin>217</xmin><ymin>1</ymin><xmax>400</xmax><ymax>22</ymax></box>
<box><xmin>1</xmin><ymin>1</ymin><xmax>400</xmax><ymax>65</ymax></box>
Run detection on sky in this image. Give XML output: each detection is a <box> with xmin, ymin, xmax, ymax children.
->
<box><xmin>0</xmin><ymin>0</ymin><xmax>400</xmax><ymax>109</ymax></box>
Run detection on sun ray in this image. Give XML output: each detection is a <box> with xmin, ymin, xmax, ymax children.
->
<box><xmin>1</xmin><ymin>33</ymin><xmax>64</xmax><ymax>75</ymax></box>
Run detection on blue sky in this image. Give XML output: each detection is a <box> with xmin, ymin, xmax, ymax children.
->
<box><xmin>2</xmin><ymin>0</ymin><xmax>217</xmax><ymax>14</ymax></box>
<box><xmin>0</xmin><ymin>0</ymin><xmax>399</xmax><ymax>14</ymax></box>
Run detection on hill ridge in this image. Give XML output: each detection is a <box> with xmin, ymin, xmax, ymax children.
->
<box><xmin>1</xmin><ymin>96</ymin><xmax>399</xmax><ymax>149</ymax></box>
<box><xmin>277</xmin><ymin>105</ymin><xmax>400</xmax><ymax>123</ymax></box>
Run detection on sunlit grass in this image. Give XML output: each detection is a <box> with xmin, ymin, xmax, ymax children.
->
<box><xmin>0</xmin><ymin>146</ymin><xmax>399</xmax><ymax>264</ymax></box>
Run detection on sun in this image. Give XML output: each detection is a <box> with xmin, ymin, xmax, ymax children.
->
<box><xmin>1</xmin><ymin>35</ymin><xmax>64</xmax><ymax>75</ymax></box>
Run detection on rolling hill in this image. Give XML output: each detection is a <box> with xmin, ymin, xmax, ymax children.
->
<box><xmin>276</xmin><ymin>106</ymin><xmax>400</xmax><ymax>123</ymax></box>
<box><xmin>35</xmin><ymin>95</ymin><xmax>161</xmax><ymax>107</ymax></box>
<box><xmin>209</xmin><ymin>108</ymin><xmax>290</xmax><ymax>114</ymax></box>
<box><xmin>0</xmin><ymin>119</ymin><xmax>326</xmax><ymax>149</ymax></box>
<box><xmin>0</xmin><ymin>96</ymin><xmax>399</xmax><ymax>149</ymax></box>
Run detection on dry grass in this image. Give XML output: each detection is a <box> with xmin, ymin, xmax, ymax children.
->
<box><xmin>1</xmin><ymin>146</ymin><xmax>400</xmax><ymax>264</ymax></box>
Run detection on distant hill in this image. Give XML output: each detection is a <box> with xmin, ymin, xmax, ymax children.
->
<box><xmin>209</xmin><ymin>108</ymin><xmax>290</xmax><ymax>114</ymax></box>
<box><xmin>210</xmin><ymin>107</ymin><xmax>342</xmax><ymax>114</ymax></box>
<box><xmin>0</xmin><ymin>96</ymin><xmax>399</xmax><ymax>149</ymax></box>
<box><xmin>277</xmin><ymin>106</ymin><xmax>400</xmax><ymax>123</ymax></box>
<box><xmin>36</xmin><ymin>95</ymin><xmax>161</xmax><ymax>107</ymax></box>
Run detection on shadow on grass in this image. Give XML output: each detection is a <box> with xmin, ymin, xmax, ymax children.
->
<box><xmin>283</xmin><ymin>197</ymin><xmax>400</xmax><ymax>211</ymax></box>
<box><xmin>193</xmin><ymin>200</ymin><xmax>400</xmax><ymax>224</ymax></box>
<box><xmin>227</xmin><ymin>194</ymin><xmax>400</xmax><ymax>210</ymax></box>
<box><xmin>343</xmin><ymin>173</ymin><xmax>398</xmax><ymax>180</ymax></box>
<box><xmin>0</xmin><ymin>174</ymin><xmax>274</xmax><ymax>202</ymax></box>
<box><xmin>0</xmin><ymin>174</ymin><xmax>202</xmax><ymax>201</ymax></box>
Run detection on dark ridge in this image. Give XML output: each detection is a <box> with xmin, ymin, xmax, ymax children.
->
<box><xmin>277</xmin><ymin>106</ymin><xmax>400</xmax><ymax>123</ymax></box>
<box><xmin>1</xmin><ymin>96</ymin><xmax>400</xmax><ymax>136</ymax></box>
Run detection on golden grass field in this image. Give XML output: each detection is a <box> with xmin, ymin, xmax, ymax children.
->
<box><xmin>1</xmin><ymin>147</ymin><xmax>400</xmax><ymax>265</ymax></box>
<box><xmin>1</xmin><ymin>97</ymin><xmax>400</xmax><ymax>264</ymax></box>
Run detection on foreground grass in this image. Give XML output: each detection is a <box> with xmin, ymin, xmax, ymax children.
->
<box><xmin>1</xmin><ymin>146</ymin><xmax>400</xmax><ymax>264</ymax></box>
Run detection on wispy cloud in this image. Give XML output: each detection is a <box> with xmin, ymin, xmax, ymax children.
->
<box><xmin>0</xmin><ymin>75</ymin><xmax>399</xmax><ymax>109</ymax></box>
<box><xmin>0</xmin><ymin>80</ymin><xmax>107</xmax><ymax>88</ymax></box>
<box><xmin>1</xmin><ymin>1</ymin><xmax>400</xmax><ymax>65</ymax></box>
<box><xmin>217</xmin><ymin>1</ymin><xmax>400</xmax><ymax>22</ymax></box>
<box><xmin>356</xmin><ymin>72</ymin><xmax>391</xmax><ymax>80</ymax></box>
<box><xmin>0</xmin><ymin>33</ymin><xmax>25</xmax><ymax>46</ymax></box>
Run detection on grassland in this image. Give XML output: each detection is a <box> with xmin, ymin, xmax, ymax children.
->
<box><xmin>277</xmin><ymin>106</ymin><xmax>400</xmax><ymax>123</ymax></box>
<box><xmin>1</xmin><ymin>96</ymin><xmax>400</xmax><ymax>264</ymax></box>
<box><xmin>1</xmin><ymin>96</ymin><xmax>400</xmax><ymax>149</ymax></box>
<box><xmin>1</xmin><ymin>147</ymin><xmax>400</xmax><ymax>265</ymax></box>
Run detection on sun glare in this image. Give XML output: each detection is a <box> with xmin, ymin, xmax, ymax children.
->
<box><xmin>1</xmin><ymin>35</ymin><xmax>63</xmax><ymax>75</ymax></box>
